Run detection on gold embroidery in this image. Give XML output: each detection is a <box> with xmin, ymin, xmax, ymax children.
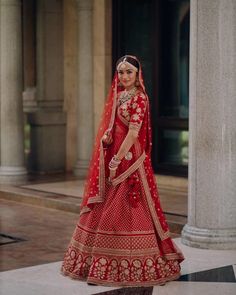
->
<box><xmin>134</xmin><ymin>141</ymin><xmax>169</xmax><ymax>241</ymax></box>
<box><xmin>138</xmin><ymin>164</ymin><xmax>169</xmax><ymax>241</ymax></box>
<box><xmin>111</xmin><ymin>151</ymin><xmax>146</xmax><ymax>186</ymax></box>
<box><xmin>78</xmin><ymin>224</ymin><xmax>155</xmax><ymax>235</ymax></box>
<box><xmin>71</xmin><ymin>240</ymin><xmax>162</xmax><ymax>256</ymax></box>
<box><xmin>61</xmin><ymin>247</ymin><xmax>181</xmax><ymax>287</ymax></box>
<box><xmin>80</xmin><ymin>206</ymin><xmax>91</xmax><ymax>215</ymax></box>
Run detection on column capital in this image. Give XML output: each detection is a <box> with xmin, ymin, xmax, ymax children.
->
<box><xmin>76</xmin><ymin>0</ymin><xmax>93</xmax><ymax>11</ymax></box>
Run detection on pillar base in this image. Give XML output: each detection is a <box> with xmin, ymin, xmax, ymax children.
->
<box><xmin>73</xmin><ymin>159</ymin><xmax>89</xmax><ymax>178</ymax></box>
<box><xmin>181</xmin><ymin>224</ymin><xmax>236</xmax><ymax>250</ymax></box>
<box><xmin>0</xmin><ymin>166</ymin><xmax>27</xmax><ymax>184</ymax></box>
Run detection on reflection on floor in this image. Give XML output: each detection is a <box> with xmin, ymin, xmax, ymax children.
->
<box><xmin>0</xmin><ymin>238</ymin><xmax>236</xmax><ymax>295</ymax></box>
<box><xmin>179</xmin><ymin>265</ymin><xmax>236</xmax><ymax>283</ymax></box>
<box><xmin>96</xmin><ymin>287</ymin><xmax>153</xmax><ymax>294</ymax></box>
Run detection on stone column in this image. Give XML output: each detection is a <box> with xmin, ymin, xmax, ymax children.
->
<box><xmin>27</xmin><ymin>0</ymin><xmax>66</xmax><ymax>173</ymax></box>
<box><xmin>74</xmin><ymin>0</ymin><xmax>94</xmax><ymax>177</ymax></box>
<box><xmin>182</xmin><ymin>0</ymin><xmax>236</xmax><ymax>249</ymax></box>
<box><xmin>0</xmin><ymin>0</ymin><xmax>27</xmax><ymax>183</ymax></box>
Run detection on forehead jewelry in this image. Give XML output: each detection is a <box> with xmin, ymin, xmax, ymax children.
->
<box><xmin>117</xmin><ymin>57</ymin><xmax>138</xmax><ymax>72</ymax></box>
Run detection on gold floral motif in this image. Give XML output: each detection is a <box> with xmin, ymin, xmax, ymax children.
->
<box><xmin>132</xmin><ymin>113</ymin><xmax>140</xmax><ymax>121</ymax></box>
<box><xmin>133</xmin><ymin>259</ymin><xmax>141</xmax><ymax>268</ymax></box>
<box><xmin>146</xmin><ymin>258</ymin><xmax>154</xmax><ymax>266</ymax></box>
<box><xmin>120</xmin><ymin>259</ymin><xmax>129</xmax><ymax>268</ymax></box>
<box><xmin>62</xmin><ymin>248</ymin><xmax>181</xmax><ymax>285</ymax></box>
<box><xmin>99</xmin><ymin>257</ymin><xmax>107</xmax><ymax>265</ymax></box>
<box><xmin>107</xmin><ymin>259</ymin><xmax>119</xmax><ymax>281</ymax></box>
<box><xmin>158</xmin><ymin>257</ymin><xmax>165</xmax><ymax>264</ymax></box>
<box><xmin>70</xmin><ymin>250</ymin><xmax>76</xmax><ymax>259</ymax></box>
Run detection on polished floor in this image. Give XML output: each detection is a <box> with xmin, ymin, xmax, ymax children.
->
<box><xmin>0</xmin><ymin>237</ymin><xmax>235</xmax><ymax>295</ymax></box>
<box><xmin>0</xmin><ymin>176</ymin><xmax>235</xmax><ymax>294</ymax></box>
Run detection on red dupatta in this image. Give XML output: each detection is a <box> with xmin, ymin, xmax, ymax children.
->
<box><xmin>80</xmin><ymin>58</ymin><xmax>152</xmax><ymax>215</ymax></box>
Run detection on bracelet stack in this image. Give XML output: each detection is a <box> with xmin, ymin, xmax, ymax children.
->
<box><xmin>109</xmin><ymin>155</ymin><xmax>121</xmax><ymax>170</ymax></box>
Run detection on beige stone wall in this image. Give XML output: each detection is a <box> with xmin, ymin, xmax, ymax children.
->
<box><xmin>63</xmin><ymin>0</ymin><xmax>112</xmax><ymax>171</ymax></box>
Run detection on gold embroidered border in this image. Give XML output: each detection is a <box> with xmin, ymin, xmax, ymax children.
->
<box><xmin>99</xmin><ymin>141</ymin><xmax>106</xmax><ymax>200</ymax></box>
<box><xmin>85</xmin><ymin>84</ymin><xmax>118</xmax><ymax>216</ymax></box>
<box><xmin>111</xmin><ymin>151</ymin><xmax>146</xmax><ymax>186</ymax></box>
<box><xmin>80</xmin><ymin>206</ymin><xmax>91</xmax><ymax>215</ymax></box>
<box><xmin>138</xmin><ymin>163</ymin><xmax>169</xmax><ymax>241</ymax></box>
<box><xmin>88</xmin><ymin>272</ymin><xmax>181</xmax><ymax>287</ymax></box>
<box><xmin>134</xmin><ymin>141</ymin><xmax>169</xmax><ymax>241</ymax></box>
<box><xmin>165</xmin><ymin>253</ymin><xmax>184</xmax><ymax>260</ymax></box>
<box><xmin>71</xmin><ymin>239</ymin><xmax>161</xmax><ymax>256</ymax></box>
<box><xmin>61</xmin><ymin>269</ymin><xmax>181</xmax><ymax>287</ymax></box>
<box><xmin>78</xmin><ymin>224</ymin><xmax>155</xmax><ymax>235</ymax></box>
<box><xmin>75</xmin><ymin>230</ymin><xmax>155</xmax><ymax>241</ymax></box>
<box><xmin>108</xmin><ymin>85</ymin><xmax>118</xmax><ymax>130</ymax></box>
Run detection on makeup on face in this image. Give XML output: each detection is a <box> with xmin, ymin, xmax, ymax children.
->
<box><xmin>118</xmin><ymin>67</ymin><xmax>137</xmax><ymax>90</ymax></box>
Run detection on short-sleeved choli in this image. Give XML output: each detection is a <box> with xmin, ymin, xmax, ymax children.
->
<box><xmin>129</xmin><ymin>92</ymin><xmax>147</xmax><ymax>131</ymax></box>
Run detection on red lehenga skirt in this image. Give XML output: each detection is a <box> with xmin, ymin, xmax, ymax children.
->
<box><xmin>61</xmin><ymin>115</ymin><xmax>184</xmax><ymax>287</ymax></box>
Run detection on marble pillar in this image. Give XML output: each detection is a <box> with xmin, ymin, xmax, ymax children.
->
<box><xmin>74</xmin><ymin>0</ymin><xmax>94</xmax><ymax>177</ymax></box>
<box><xmin>0</xmin><ymin>0</ymin><xmax>27</xmax><ymax>183</ymax></box>
<box><xmin>28</xmin><ymin>0</ymin><xmax>66</xmax><ymax>173</ymax></box>
<box><xmin>182</xmin><ymin>0</ymin><xmax>236</xmax><ymax>249</ymax></box>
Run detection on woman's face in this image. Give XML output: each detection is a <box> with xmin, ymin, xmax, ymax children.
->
<box><xmin>118</xmin><ymin>65</ymin><xmax>137</xmax><ymax>90</ymax></box>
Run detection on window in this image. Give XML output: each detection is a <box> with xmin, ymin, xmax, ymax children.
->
<box><xmin>113</xmin><ymin>0</ymin><xmax>190</xmax><ymax>176</ymax></box>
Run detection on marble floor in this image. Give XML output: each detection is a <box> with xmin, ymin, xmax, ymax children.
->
<box><xmin>0</xmin><ymin>238</ymin><xmax>235</xmax><ymax>295</ymax></box>
<box><xmin>1</xmin><ymin>176</ymin><xmax>235</xmax><ymax>294</ymax></box>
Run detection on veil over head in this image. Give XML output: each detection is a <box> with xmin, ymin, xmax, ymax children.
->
<box><xmin>80</xmin><ymin>55</ymin><xmax>152</xmax><ymax>215</ymax></box>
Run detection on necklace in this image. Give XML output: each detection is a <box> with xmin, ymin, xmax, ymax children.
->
<box><xmin>118</xmin><ymin>87</ymin><xmax>137</xmax><ymax>106</ymax></box>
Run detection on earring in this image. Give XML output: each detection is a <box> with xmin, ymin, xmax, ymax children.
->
<box><xmin>135</xmin><ymin>79</ymin><xmax>140</xmax><ymax>87</ymax></box>
<box><xmin>118</xmin><ymin>80</ymin><xmax>122</xmax><ymax>87</ymax></box>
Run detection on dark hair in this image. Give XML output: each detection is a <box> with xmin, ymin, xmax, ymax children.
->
<box><xmin>116</xmin><ymin>55</ymin><xmax>140</xmax><ymax>71</ymax></box>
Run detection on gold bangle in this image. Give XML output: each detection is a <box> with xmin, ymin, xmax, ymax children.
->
<box><xmin>109</xmin><ymin>166</ymin><xmax>118</xmax><ymax>171</ymax></box>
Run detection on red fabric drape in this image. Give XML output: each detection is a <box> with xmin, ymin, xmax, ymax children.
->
<box><xmin>80</xmin><ymin>61</ymin><xmax>152</xmax><ymax>215</ymax></box>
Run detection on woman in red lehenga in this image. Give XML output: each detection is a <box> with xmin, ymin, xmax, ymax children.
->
<box><xmin>61</xmin><ymin>55</ymin><xmax>184</xmax><ymax>287</ymax></box>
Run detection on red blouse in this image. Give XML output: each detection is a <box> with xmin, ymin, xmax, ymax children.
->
<box><xmin>118</xmin><ymin>92</ymin><xmax>147</xmax><ymax>132</ymax></box>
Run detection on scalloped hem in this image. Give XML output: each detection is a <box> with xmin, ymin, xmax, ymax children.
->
<box><xmin>60</xmin><ymin>268</ymin><xmax>181</xmax><ymax>287</ymax></box>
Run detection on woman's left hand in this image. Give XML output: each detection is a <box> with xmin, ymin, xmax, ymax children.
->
<box><xmin>102</xmin><ymin>130</ymin><xmax>113</xmax><ymax>145</ymax></box>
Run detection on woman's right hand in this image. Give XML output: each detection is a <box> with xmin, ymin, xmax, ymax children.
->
<box><xmin>102</xmin><ymin>130</ymin><xmax>113</xmax><ymax>145</ymax></box>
